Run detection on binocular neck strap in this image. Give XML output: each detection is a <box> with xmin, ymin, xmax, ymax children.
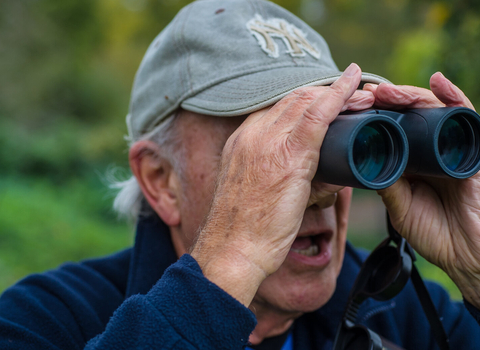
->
<box><xmin>410</xmin><ymin>263</ymin><xmax>450</xmax><ymax>350</ymax></box>
<box><xmin>387</xmin><ymin>216</ymin><xmax>450</xmax><ymax>350</ymax></box>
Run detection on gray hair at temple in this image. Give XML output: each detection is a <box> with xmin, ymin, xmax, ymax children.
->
<box><xmin>111</xmin><ymin>112</ymin><xmax>184</xmax><ymax>220</ymax></box>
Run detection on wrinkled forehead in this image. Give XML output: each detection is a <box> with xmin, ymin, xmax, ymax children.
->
<box><xmin>177</xmin><ymin>109</ymin><xmax>248</xmax><ymax>151</ymax></box>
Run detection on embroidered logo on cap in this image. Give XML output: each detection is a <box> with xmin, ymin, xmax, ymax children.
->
<box><xmin>247</xmin><ymin>14</ymin><xmax>320</xmax><ymax>59</ymax></box>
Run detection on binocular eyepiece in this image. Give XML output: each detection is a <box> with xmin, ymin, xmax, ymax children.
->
<box><xmin>316</xmin><ymin>107</ymin><xmax>480</xmax><ymax>189</ymax></box>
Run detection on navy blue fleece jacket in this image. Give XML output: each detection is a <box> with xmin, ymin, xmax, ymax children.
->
<box><xmin>0</xmin><ymin>215</ymin><xmax>479</xmax><ymax>349</ymax></box>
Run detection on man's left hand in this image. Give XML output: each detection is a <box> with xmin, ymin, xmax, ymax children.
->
<box><xmin>364</xmin><ymin>73</ymin><xmax>480</xmax><ymax>308</ymax></box>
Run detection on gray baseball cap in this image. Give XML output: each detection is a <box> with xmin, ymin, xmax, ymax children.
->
<box><xmin>127</xmin><ymin>0</ymin><xmax>389</xmax><ymax>140</ymax></box>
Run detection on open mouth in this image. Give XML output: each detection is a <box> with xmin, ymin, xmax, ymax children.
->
<box><xmin>290</xmin><ymin>233</ymin><xmax>332</xmax><ymax>257</ymax></box>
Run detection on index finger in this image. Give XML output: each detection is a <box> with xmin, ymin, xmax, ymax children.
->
<box><xmin>430</xmin><ymin>72</ymin><xmax>475</xmax><ymax>110</ymax></box>
<box><xmin>363</xmin><ymin>83</ymin><xmax>444</xmax><ymax>109</ymax></box>
<box><xmin>288</xmin><ymin>63</ymin><xmax>363</xmax><ymax>150</ymax></box>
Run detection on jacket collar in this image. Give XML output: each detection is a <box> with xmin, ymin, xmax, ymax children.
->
<box><xmin>126</xmin><ymin>215</ymin><xmax>391</xmax><ymax>348</ymax></box>
<box><xmin>126</xmin><ymin>215</ymin><xmax>177</xmax><ymax>297</ymax></box>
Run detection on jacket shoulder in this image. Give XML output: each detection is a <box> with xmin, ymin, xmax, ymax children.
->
<box><xmin>0</xmin><ymin>248</ymin><xmax>132</xmax><ymax>349</ymax></box>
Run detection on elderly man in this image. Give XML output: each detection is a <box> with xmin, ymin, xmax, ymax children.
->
<box><xmin>2</xmin><ymin>0</ymin><xmax>480</xmax><ymax>349</ymax></box>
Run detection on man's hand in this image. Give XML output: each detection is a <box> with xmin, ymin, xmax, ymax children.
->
<box><xmin>191</xmin><ymin>64</ymin><xmax>372</xmax><ymax>306</ymax></box>
<box><xmin>364</xmin><ymin>73</ymin><xmax>480</xmax><ymax>308</ymax></box>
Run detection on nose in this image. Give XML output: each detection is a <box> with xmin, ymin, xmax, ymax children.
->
<box><xmin>307</xmin><ymin>180</ymin><xmax>344</xmax><ymax>209</ymax></box>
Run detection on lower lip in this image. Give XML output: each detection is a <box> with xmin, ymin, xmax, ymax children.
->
<box><xmin>287</xmin><ymin>239</ymin><xmax>332</xmax><ymax>268</ymax></box>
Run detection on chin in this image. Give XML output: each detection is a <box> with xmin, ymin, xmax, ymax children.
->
<box><xmin>252</xmin><ymin>262</ymin><xmax>340</xmax><ymax>315</ymax></box>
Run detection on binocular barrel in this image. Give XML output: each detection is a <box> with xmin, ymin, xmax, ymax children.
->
<box><xmin>315</xmin><ymin>107</ymin><xmax>480</xmax><ymax>189</ymax></box>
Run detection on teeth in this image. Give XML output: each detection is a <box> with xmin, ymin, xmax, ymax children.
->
<box><xmin>291</xmin><ymin>243</ymin><xmax>319</xmax><ymax>257</ymax></box>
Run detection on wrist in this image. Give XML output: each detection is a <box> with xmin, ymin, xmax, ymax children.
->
<box><xmin>449</xmin><ymin>268</ymin><xmax>480</xmax><ymax>309</ymax></box>
<box><xmin>191</xmin><ymin>237</ymin><xmax>267</xmax><ymax>307</ymax></box>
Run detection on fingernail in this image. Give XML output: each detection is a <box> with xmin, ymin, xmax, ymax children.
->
<box><xmin>357</xmin><ymin>90</ymin><xmax>373</xmax><ymax>97</ymax></box>
<box><xmin>438</xmin><ymin>71</ymin><xmax>450</xmax><ymax>81</ymax></box>
<box><xmin>343</xmin><ymin>63</ymin><xmax>359</xmax><ymax>77</ymax></box>
<box><xmin>363</xmin><ymin>83</ymin><xmax>377</xmax><ymax>90</ymax></box>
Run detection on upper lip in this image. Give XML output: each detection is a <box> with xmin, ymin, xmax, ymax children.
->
<box><xmin>296</xmin><ymin>211</ymin><xmax>335</xmax><ymax>239</ymax></box>
<box><xmin>296</xmin><ymin>229</ymin><xmax>333</xmax><ymax>240</ymax></box>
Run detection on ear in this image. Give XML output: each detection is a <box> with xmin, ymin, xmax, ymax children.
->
<box><xmin>129</xmin><ymin>140</ymin><xmax>181</xmax><ymax>227</ymax></box>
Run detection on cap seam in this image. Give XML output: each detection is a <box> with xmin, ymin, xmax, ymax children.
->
<box><xmin>189</xmin><ymin>73</ymin><xmax>343</xmax><ymax>101</ymax></box>
<box><xmin>169</xmin><ymin>11</ymin><xmax>188</xmax><ymax>113</ymax></box>
<box><xmin>181</xmin><ymin>75</ymin><xmax>343</xmax><ymax>114</ymax></box>
<box><xmin>143</xmin><ymin>67</ymin><xmax>338</xmax><ymax>134</ymax></box>
<box><xmin>248</xmin><ymin>0</ymin><xmax>259</xmax><ymax>15</ymax></box>
<box><xmin>181</xmin><ymin>72</ymin><xmax>389</xmax><ymax>114</ymax></box>
<box><xmin>141</xmin><ymin>102</ymin><xmax>182</xmax><ymax>137</ymax></box>
<box><xmin>136</xmin><ymin>70</ymin><xmax>388</xmax><ymax>137</ymax></box>
<box><xmin>178</xmin><ymin>4</ymin><xmax>194</xmax><ymax>95</ymax></box>
<box><xmin>187</xmin><ymin>61</ymin><xmax>337</xmax><ymax>98</ymax></box>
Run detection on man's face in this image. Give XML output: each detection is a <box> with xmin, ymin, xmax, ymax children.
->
<box><xmin>172</xmin><ymin>109</ymin><xmax>351</xmax><ymax>315</ymax></box>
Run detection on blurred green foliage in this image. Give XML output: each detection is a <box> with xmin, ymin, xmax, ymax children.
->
<box><xmin>1</xmin><ymin>0</ymin><xmax>478</xmax><ymax>300</ymax></box>
<box><xmin>0</xmin><ymin>177</ymin><xmax>133</xmax><ymax>292</ymax></box>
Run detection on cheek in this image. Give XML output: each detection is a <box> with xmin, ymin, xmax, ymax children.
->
<box><xmin>179</xmin><ymin>165</ymin><xmax>219</xmax><ymax>239</ymax></box>
<box><xmin>187</xmin><ymin>162</ymin><xmax>218</xmax><ymax>206</ymax></box>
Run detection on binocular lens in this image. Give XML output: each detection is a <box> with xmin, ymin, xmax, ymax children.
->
<box><xmin>317</xmin><ymin>115</ymin><xmax>407</xmax><ymax>189</ymax></box>
<box><xmin>438</xmin><ymin>116</ymin><xmax>471</xmax><ymax>171</ymax></box>
<box><xmin>353</xmin><ymin>125</ymin><xmax>388</xmax><ymax>182</ymax></box>
<box><xmin>322</xmin><ymin>108</ymin><xmax>480</xmax><ymax>188</ymax></box>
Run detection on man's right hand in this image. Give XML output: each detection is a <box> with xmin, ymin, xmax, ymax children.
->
<box><xmin>191</xmin><ymin>63</ymin><xmax>371</xmax><ymax>306</ymax></box>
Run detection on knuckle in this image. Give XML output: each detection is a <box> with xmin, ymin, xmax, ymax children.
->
<box><xmin>225</xmin><ymin>129</ymin><xmax>245</xmax><ymax>152</ymax></box>
<box><xmin>291</xmin><ymin>87</ymin><xmax>324</xmax><ymax>103</ymax></box>
<box><xmin>328</xmin><ymin>83</ymin><xmax>349</xmax><ymax>100</ymax></box>
<box><xmin>226</xmin><ymin>127</ymin><xmax>261</xmax><ymax>156</ymax></box>
<box><xmin>303</xmin><ymin>105</ymin><xmax>329</xmax><ymax>126</ymax></box>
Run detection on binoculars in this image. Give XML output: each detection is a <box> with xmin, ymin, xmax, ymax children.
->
<box><xmin>316</xmin><ymin>107</ymin><xmax>480</xmax><ymax>189</ymax></box>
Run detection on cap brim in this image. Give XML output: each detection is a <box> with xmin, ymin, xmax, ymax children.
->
<box><xmin>181</xmin><ymin>66</ymin><xmax>389</xmax><ymax>117</ymax></box>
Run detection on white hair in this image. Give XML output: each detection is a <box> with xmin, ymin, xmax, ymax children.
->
<box><xmin>110</xmin><ymin>111</ymin><xmax>185</xmax><ymax>221</ymax></box>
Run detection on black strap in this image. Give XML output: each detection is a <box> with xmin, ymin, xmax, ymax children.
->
<box><xmin>410</xmin><ymin>264</ymin><xmax>450</xmax><ymax>350</ymax></box>
<box><xmin>387</xmin><ymin>213</ymin><xmax>449</xmax><ymax>350</ymax></box>
<box><xmin>334</xmin><ymin>213</ymin><xmax>451</xmax><ymax>350</ymax></box>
